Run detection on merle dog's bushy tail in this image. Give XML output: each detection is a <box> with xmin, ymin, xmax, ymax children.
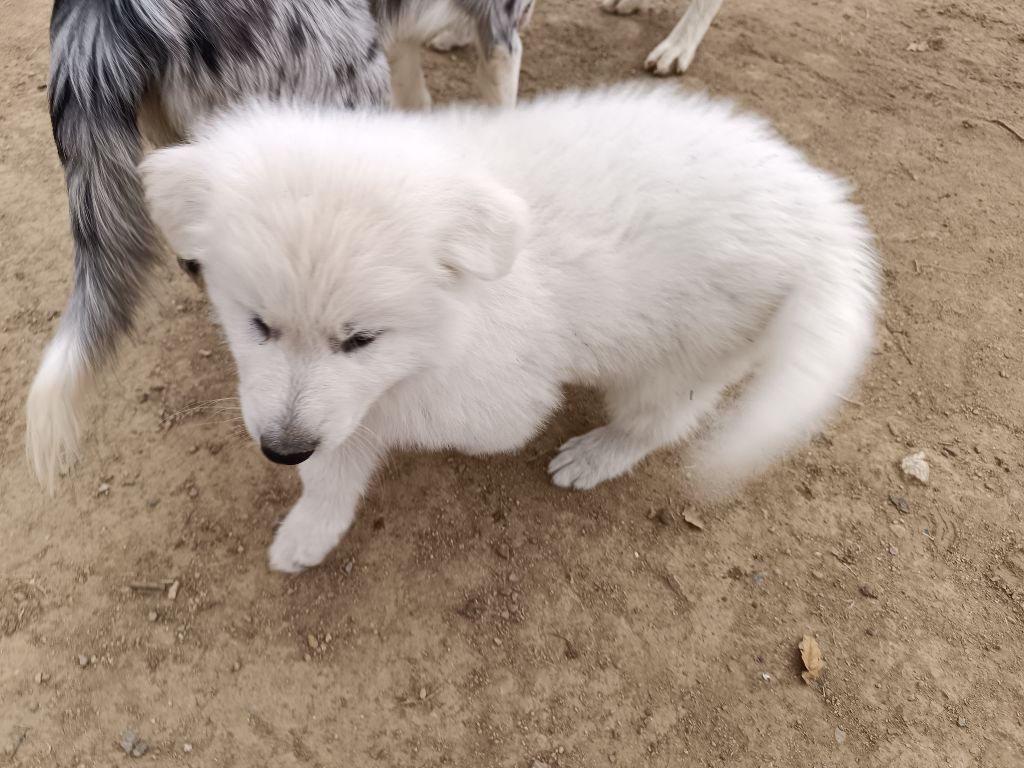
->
<box><xmin>28</xmin><ymin>0</ymin><xmax>162</xmax><ymax>491</ymax></box>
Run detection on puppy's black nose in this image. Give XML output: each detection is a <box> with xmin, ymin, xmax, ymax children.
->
<box><xmin>260</xmin><ymin>441</ymin><xmax>315</xmax><ymax>465</ymax></box>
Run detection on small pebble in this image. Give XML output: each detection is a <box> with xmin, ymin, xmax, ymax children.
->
<box><xmin>889</xmin><ymin>545</ymin><xmax>899</xmax><ymax>556</ymax></box>
<box><xmin>835</xmin><ymin>727</ymin><xmax>846</xmax><ymax>745</ymax></box>
<box><xmin>97</xmin><ymin>483</ymin><xmax>110</xmax><ymax>496</ymax></box>
<box><xmin>34</xmin><ymin>671</ymin><xmax>49</xmax><ymax>685</ymax></box>
<box><xmin>494</xmin><ymin>542</ymin><xmax>511</xmax><ymax>559</ymax></box>
<box><xmin>493</xmin><ymin>637</ymin><xmax>503</xmax><ymax>647</ymax></box>
<box><xmin>343</xmin><ymin>559</ymin><xmax>354</xmax><ymax>575</ymax></box>
<box><xmin>888</xmin><ymin>494</ymin><xmax>910</xmax><ymax>514</ymax></box>
<box><xmin>183</xmin><ymin>743</ymin><xmax>193</xmax><ymax>753</ymax></box>
<box><xmin>900</xmin><ymin>451</ymin><xmax>930</xmax><ymax>484</ymax></box>
<box><xmin>958</xmin><ymin>716</ymin><xmax>968</xmax><ymax>728</ymax></box>
<box><xmin>307</xmin><ymin>634</ymin><xmax>319</xmax><ymax>651</ymax></box>
<box><xmin>148</xmin><ymin>610</ymin><xmax>158</xmax><ymax>622</ymax></box>
<box><xmin>77</xmin><ymin>655</ymin><xmax>89</xmax><ymax>668</ymax></box>
<box><xmin>860</xmin><ymin>583</ymin><xmax>880</xmax><ymax>599</ymax></box>
<box><xmin>419</xmin><ymin>687</ymin><xmax>427</xmax><ymax>700</ymax></box>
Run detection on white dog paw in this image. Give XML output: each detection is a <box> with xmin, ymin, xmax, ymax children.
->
<box><xmin>645</xmin><ymin>38</ymin><xmax>697</xmax><ymax>76</ymax></box>
<box><xmin>600</xmin><ymin>0</ymin><xmax>651</xmax><ymax>15</ymax></box>
<box><xmin>548</xmin><ymin>427</ymin><xmax>640</xmax><ymax>490</ymax></box>
<box><xmin>268</xmin><ymin>514</ymin><xmax>340</xmax><ymax>574</ymax></box>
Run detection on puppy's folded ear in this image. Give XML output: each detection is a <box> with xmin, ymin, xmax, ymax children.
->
<box><xmin>139</xmin><ymin>145</ymin><xmax>210</xmax><ymax>260</ymax></box>
<box><xmin>437</xmin><ymin>176</ymin><xmax>529</xmax><ymax>282</ymax></box>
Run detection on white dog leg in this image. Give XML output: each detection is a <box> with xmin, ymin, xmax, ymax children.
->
<box><xmin>600</xmin><ymin>0</ymin><xmax>653</xmax><ymax>16</ymax></box>
<box><xmin>476</xmin><ymin>34</ymin><xmax>522</xmax><ymax>108</ymax></box>
<box><xmin>268</xmin><ymin>443</ymin><xmax>380</xmax><ymax>573</ymax></box>
<box><xmin>645</xmin><ymin>0</ymin><xmax>724</xmax><ymax>75</ymax></box>
<box><xmin>548</xmin><ymin>369</ymin><xmax>738</xmax><ymax>490</ymax></box>
<box><xmin>389</xmin><ymin>40</ymin><xmax>432</xmax><ymax>110</ymax></box>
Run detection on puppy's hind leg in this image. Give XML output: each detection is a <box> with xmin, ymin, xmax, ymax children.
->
<box><xmin>645</xmin><ymin>0</ymin><xmax>724</xmax><ymax>76</ymax></box>
<box><xmin>548</xmin><ymin>368</ymin><xmax>735</xmax><ymax>491</ymax></box>
<box><xmin>268</xmin><ymin>442</ymin><xmax>380</xmax><ymax>574</ymax></box>
<box><xmin>389</xmin><ymin>40</ymin><xmax>432</xmax><ymax>110</ymax></box>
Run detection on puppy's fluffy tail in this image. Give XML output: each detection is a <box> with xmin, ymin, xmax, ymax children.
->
<box><xmin>27</xmin><ymin>2</ymin><xmax>159</xmax><ymax>492</ymax></box>
<box><xmin>691</xmin><ymin>207</ymin><xmax>879</xmax><ymax>496</ymax></box>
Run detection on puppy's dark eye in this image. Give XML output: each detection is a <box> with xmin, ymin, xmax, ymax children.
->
<box><xmin>333</xmin><ymin>330</ymin><xmax>379</xmax><ymax>354</ymax></box>
<box><xmin>252</xmin><ymin>316</ymin><xmax>273</xmax><ymax>342</ymax></box>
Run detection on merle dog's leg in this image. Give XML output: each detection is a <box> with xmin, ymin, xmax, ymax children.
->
<box><xmin>645</xmin><ymin>0</ymin><xmax>724</xmax><ymax>75</ymax></box>
<box><xmin>390</xmin><ymin>40</ymin><xmax>432</xmax><ymax>109</ymax></box>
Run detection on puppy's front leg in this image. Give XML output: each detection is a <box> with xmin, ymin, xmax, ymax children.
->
<box><xmin>268</xmin><ymin>443</ymin><xmax>380</xmax><ymax>574</ymax></box>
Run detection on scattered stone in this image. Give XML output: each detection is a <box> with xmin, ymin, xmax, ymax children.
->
<box><xmin>493</xmin><ymin>637</ymin><xmax>503</xmax><ymax>647</ymax></box>
<box><xmin>34</xmin><ymin>671</ymin><xmax>49</xmax><ymax>685</ymax></box>
<box><xmin>97</xmin><ymin>483</ymin><xmax>111</xmax><ymax>496</ymax></box>
<box><xmin>654</xmin><ymin>507</ymin><xmax>676</xmax><ymax>525</ymax></box>
<box><xmin>532</xmin><ymin>761</ymin><xmax>550</xmax><ymax>768</ymax></box>
<box><xmin>343</xmin><ymin>559</ymin><xmax>354</xmax><ymax>575</ymax></box>
<box><xmin>900</xmin><ymin>451</ymin><xmax>930</xmax><ymax>484</ymax></box>
<box><xmin>183</xmin><ymin>743</ymin><xmax>193</xmax><ymax>753</ymax></box>
<box><xmin>494</xmin><ymin>542</ymin><xmax>511</xmax><ymax>560</ymax></box>
<box><xmin>148</xmin><ymin>611</ymin><xmax>158</xmax><ymax>622</ymax></box>
<box><xmin>119</xmin><ymin>730</ymin><xmax>148</xmax><ymax>758</ymax></box>
<box><xmin>456</xmin><ymin>596</ymin><xmax>484</xmax><ymax>620</ymax></box>
<box><xmin>888</xmin><ymin>494</ymin><xmax>910</xmax><ymax>514</ymax></box>
<box><xmin>752</xmin><ymin>572</ymin><xmax>767</xmax><ymax>585</ymax></box>
<box><xmin>231</xmin><ymin>661</ymin><xmax>241</xmax><ymax>673</ymax></box>
<box><xmin>307</xmin><ymin>634</ymin><xmax>319</xmax><ymax>651</ymax></box>
<box><xmin>889</xmin><ymin>545</ymin><xmax>899</xmax><ymax>556</ymax></box>
<box><xmin>77</xmin><ymin>655</ymin><xmax>89</xmax><ymax>668</ymax></box>
<box><xmin>198</xmin><ymin>349</ymin><xmax>212</xmax><ymax>357</ymax></box>
<box><xmin>419</xmin><ymin>687</ymin><xmax>427</xmax><ymax>700</ymax></box>
<box><xmin>167</xmin><ymin>580</ymin><xmax>181</xmax><ymax>601</ymax></box>
<box><xmin>835</xmin><ymin>727</ymin><xmax>846</xmax><ymax>745</ymax></box>
<box><xmin>508</xmin><ymin>573</ymin><xmax>519</xmax><ymax>584</ymax></box>
<box><xmin>860</xmin><ymin>583</ymin><xmax>880</xmax><ymax>599</ymax></box>
<box><xmin>889</xmin><ymin>522</ymin><xmax>907</xmax><ymax>538</ymax></box>
<box><xmin>957</xmin><ymin>716</ymin><xmax>968</xmax><ymax>728</ymax></box>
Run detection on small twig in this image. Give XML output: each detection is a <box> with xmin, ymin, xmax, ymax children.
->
<box><xmin>127</xmin><ymin>582</ymin><xmax>166</xmax><ymax>592</ymax></box>
<box><xmin>838</xmin><ymin>394</ymin><xmax>864</xmax><ymax>408</ymax></box>
<box><xmin>988</xmin><ymin>118</ymin><xmax>1024</xmax><ymax>143</ymax></box>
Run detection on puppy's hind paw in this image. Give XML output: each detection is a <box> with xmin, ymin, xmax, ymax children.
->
<box><xmin>548</xmin><ymin>426</ymin><xmax>642</xmax><ymax>490</ymax></box>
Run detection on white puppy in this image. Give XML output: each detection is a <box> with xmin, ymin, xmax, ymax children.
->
<box><xmin>141</xmin><ymin>85</ymin><xmax>878</xmax><ymax>573</ymax></box>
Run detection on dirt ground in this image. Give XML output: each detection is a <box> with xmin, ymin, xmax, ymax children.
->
<box><xmin>2</xmin><ymin>0</ymin><xmax>1023</xmax><ymax>765</ymax></box>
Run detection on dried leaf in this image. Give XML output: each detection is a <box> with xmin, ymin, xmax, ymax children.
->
<box><xmin>799</xmin><ymin>634</ymin><xmax>825</xmax><ymax>684</ymax></box>
<box><xmin>682</xmin><ymin>511</ymin><xmax>705</xmax><ymax>530</ymax></box>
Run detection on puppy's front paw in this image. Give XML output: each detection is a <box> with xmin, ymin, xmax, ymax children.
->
<box><xmin>268</xmin><ymin>511</ymin><xmax>340</xmax><ymax>574</ymax></box>
<box><xmin>548</xmin><ymin>426</ymin><xmax>640</xmax><ymax>490</ymax></box>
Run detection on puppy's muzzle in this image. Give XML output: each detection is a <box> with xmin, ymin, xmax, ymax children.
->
<box><xmin>260</xmin><ymin>437</ymin><xmax>317</xmax><ymax>465</ymax></box>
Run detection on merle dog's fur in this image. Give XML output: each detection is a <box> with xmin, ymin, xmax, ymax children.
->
<box><xmin>29</xmin><ymin>0</ymin><xmax>530</xmax><ymax>490</ymax></box>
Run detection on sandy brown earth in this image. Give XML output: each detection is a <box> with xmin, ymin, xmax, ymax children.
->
<box><xmin>2</xmin><ymin>0</ymin><xmax>1024</xmax><ymax>765</ymax></box>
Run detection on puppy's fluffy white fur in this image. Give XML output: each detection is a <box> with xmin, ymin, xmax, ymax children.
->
<box><xmin>141</xmin><ymin>85</ymin><xmax>878</xmax><ymax>573</ymax></box>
